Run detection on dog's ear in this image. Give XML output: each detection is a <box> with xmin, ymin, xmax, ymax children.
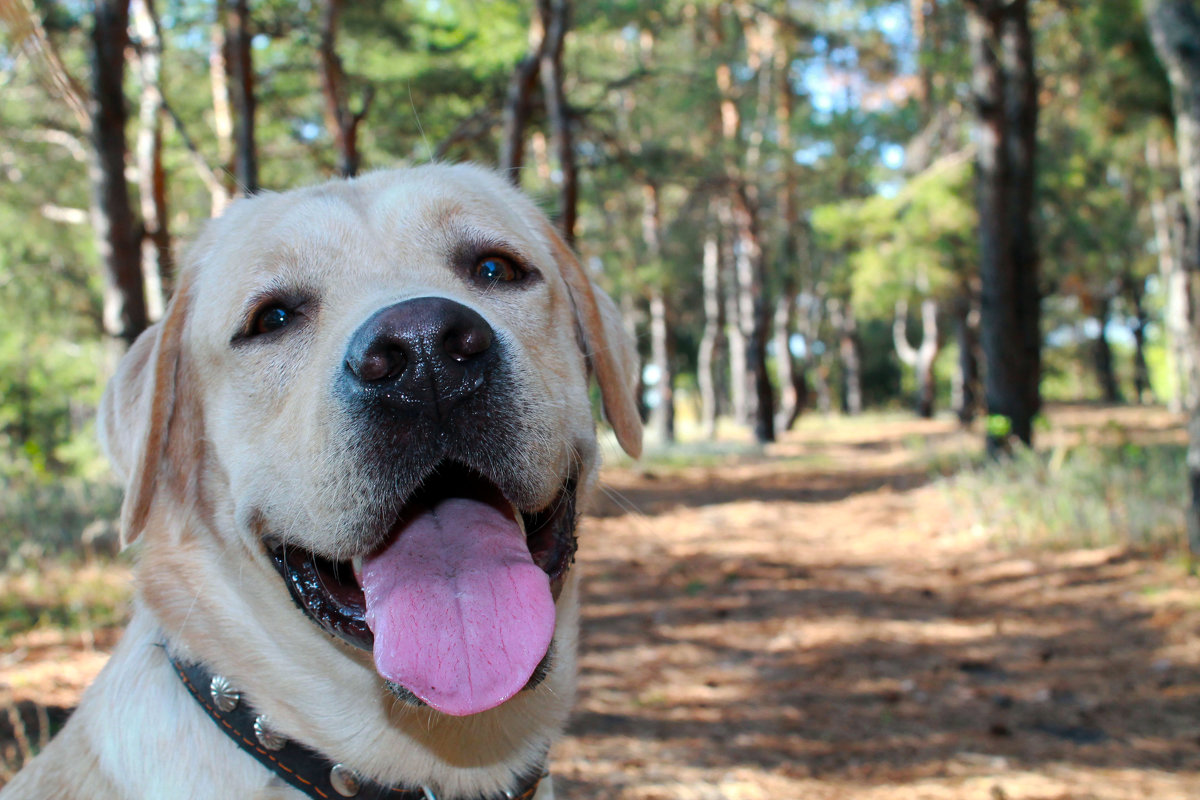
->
<box><xmin>98</xmin><ymin>274</ymin><xmax>191</xmax><ymax>547</ymax></box>
<box><xmin>542</xmin><ymin>223</ymin><xmax>643</xmax><ymax>458</ymax></box>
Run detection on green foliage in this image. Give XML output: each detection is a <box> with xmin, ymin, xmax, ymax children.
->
<box><xmin>811</xmin><ymin>156</ymin><xmax>975</xmax><ymax>315</ymax></box>
<box><xmin>943</xmin><ymin>442</ymin><xmax>1188</xmax><ymax>552</ymax></box>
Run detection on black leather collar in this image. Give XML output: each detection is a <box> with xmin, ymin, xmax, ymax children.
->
<box><xmin>169</xmin><ymin>656</ymin><xmax>547</xmax><ymax>800</ymax></box>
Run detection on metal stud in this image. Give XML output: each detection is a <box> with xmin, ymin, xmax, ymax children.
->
<box><xmin>208</xmin><ymin>675</ymin><xmax>240</xmax><ymax>713</ymax></box>
<box><xmin>329</xmin><ymin>764</ymin><xmax>360</xmax><ymax>797</ymax></box>
<box><xmin>421</xmin><ymin>786</ymin><xmax>438</xmax><ymax>800</ymax></box>
<box><xmin>504</xmin><ymin>790</ymin><xmax>516</xmax><ymax>800</ymax></box>
<box><xmin>253</xmin><ymin>714</ymin><xmax>286</xmax><ymax>751</ymax></box>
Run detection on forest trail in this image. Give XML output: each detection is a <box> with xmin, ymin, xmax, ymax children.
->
<box><xmin>3</xmin><ymin>409</ymin><xmax>1200</xmax><ymax>798</ymax></box>
<box><xmin>558</xmin><ymin>408</ymin><xmax>1200</xmax><ymax>799</ymax></box>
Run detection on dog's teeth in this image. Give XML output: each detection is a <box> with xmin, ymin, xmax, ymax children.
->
<box><xmin>515</xmin><ymin>509</ymin><xmax>526</xmax><ymax>536</ymax></box>
<box><xmin>352</xmin><ymin>556</ymin><xmax>363</xmax><ymax>578</ymax></box>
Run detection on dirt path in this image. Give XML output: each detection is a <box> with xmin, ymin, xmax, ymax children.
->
<box><xmin>557</xmin><ymin>412</ymin><xmax>1200</xmax><ymax>799</ymax></box>
<box><xmin>4</xmin><ymin>410</ymin><xmax>1200</xmax><ymax>798</ymax></box>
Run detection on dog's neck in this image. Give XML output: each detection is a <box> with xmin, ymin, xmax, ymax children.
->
<box><xmin>166</xmin><ymin>654</ymin><xmax>548</xmax><ymax>800</ymax></box>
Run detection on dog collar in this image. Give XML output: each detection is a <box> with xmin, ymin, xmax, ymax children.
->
<box><xmin>169</xmin><ymin>656</ymin><xmax>547</xmax><ymax>800</ymax></box>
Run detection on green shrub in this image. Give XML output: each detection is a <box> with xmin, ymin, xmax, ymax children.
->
<box><xmin>0</xmin><ymin>454</ymin><xmax>122</xmax><ymax>571</ymax></box>
<box><xmin>941</xmin><ymin>442</ymin><xmax>1187</xmax><ymax>552</ymax></box>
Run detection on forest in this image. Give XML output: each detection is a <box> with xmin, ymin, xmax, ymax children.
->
<box><xmin>3</xmin><ymin>0</ymin><xmax>1200</xmax><ymax>797</ymax></box>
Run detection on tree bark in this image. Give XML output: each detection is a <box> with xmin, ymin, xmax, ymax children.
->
<box><xmin>830</xmin><ymin>298</ymin><xmax>863</xmax><ymax>416</ymax></box>
<box><xmin>132</xmin><ymin>0</ymin><xmax>170</xmax><ymax>320</ymax></box>
<box><xmin>732</xmin><ymin>188</ymin><xmax>775</xmax><ymax>442</ymax></box>
<box><xmin>209</xmin><ymin>0</ymin><xmax>234</xmax><ymax>211</ymax></box>
<box><xmin>719</xmin><ymin>199</ymin><xmax>749</xmax><ymax>426</ymax></box>
<box><xmin>894</xmin><ymin>297</ymin><xmax>941</xmax><ymax>418</ymax></box>
<box><xmin>642</xmin><ymin>182</ymin><xmax>674</xmax><ymax>444</ymax></box>
<box><xmin>499</xmin><ymin>8</ymin><xmax>545</xmax><ymax>182</ymax></box>
<box><xmin>1148</xmin><ymin>137</ymin><xmax>1192</xmax><ymax>411</ymax></box>
<box><xmin>773</xmin><ymin>292</ymin><xmax>799</xmax><ymax>430</ymax></box>
<box><xmin>698</xmin><ymin>224</ymin><xmax>724</xmax><ymax>439</ymax></box>
<box><xmin>227</xmin><ymin>0</ymin><xmax>258</xmax><ymax>195</ymax></box>
<box><xmin>1124</xmin><ymin>276</ymin><xmax>1152</xmax><ymax>404</ymax></box>
<box><xmin>1092</xmin><ymin>294</ymin><xmax>1123</xmax><ymax>404</ymax></box>
<box><xmin>1147</xmin><ymin>0</ymin><xmax>1200</xmax><ymax>557</ymax></box>
<box><xmin>539</xmin><ymin>0</ymin><xmax>576</xmax><ymax>245</ymax></box>
<box><xmin>318</xmin><ymin>0</ymin><xmax>372</xmax><ymax>178</ymax></box>
<box><xmin>951</xmin><ymin>286</ymin><xmax>982</xmax><ymax>425</ymax></box>
<box><xmin>966</xmin><ymin>0</ymin><xmax>1041</xmax><ymax>455</ymax></box>
<box><xmin>90</xmin><ymin>0</ymin><xmax>147</xmax><ymax>347</ymax></box>
<box><xmin>773</xmin><ymin>32</ymin><xmax>803</xmax><ymax>434</ymax></box>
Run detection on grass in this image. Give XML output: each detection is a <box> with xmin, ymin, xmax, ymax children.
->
<box><xmin>940</xmin><ymin>441</ymin><xmax>1189</xmax><ymax>553</ymax></box>
<box><xmin>0</xmin><ymin>475</ymin><xmax>122</xmax><ymax>571</ymax></box>
<box><xmin>0</xmin><ymin>563</ymin><xmax>131</xmax><ymax>651</ymax></box>
<box><xmin>0</xmin><ymin>461</ymin><xmax>128</xmax><ymax>650</ymax></box>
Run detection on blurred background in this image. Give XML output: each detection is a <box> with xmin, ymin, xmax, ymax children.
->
<box><xmin>2</xmin><ymin>0</ymin><xmax>1200</xmax><ymax>797</ymax></box>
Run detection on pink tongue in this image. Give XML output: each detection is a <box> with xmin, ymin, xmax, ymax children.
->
<box><xmin>360</xmin><ymin>497</ymin><xmax>555</xmax><ymax>716</ymax></box>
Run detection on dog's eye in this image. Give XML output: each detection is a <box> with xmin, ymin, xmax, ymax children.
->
<box><xmin>473</xmin><ymin>256</ymin><xmax>523</xmax><ymax>283</ymax></box>
<box><xmin>253</xmin><ymin>305</ymin><xmax>292</xmax><ymax>335</ymax></box>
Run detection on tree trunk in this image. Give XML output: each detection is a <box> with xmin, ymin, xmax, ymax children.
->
<box><xmin>911</xmin><ymin>0</ymin><xmax>936</xmax><ymax>117</ymax></box>
<box><xmin>90</xmin><ymin>0</ymin><xmax>147</xmax><ymax>347</ymax></box>
<box><xmin>830</xmin><ymin>298</ymin><xmax>863</xmax><ymax>416</ymax></box>
<box><xmin>1092</xmin><ymin>294</ymin><xmax>1123</xmax><ymax>404</ymax></box>
<box><xmin>966</xmin><ymin>0</ymin><xmax>1041</xmax><ymax>455</ymax></box>
<box><xmin>132</xmin><ymin>0</ymin><xmax>170</xmax><ymax>320</ymax></box>
<box><xmin>773</xmin><ymin>34</ymin><xmax>802</xmax><ymax>434</ymax></box>
<box><xmin>894</xmin><ymin>297</ymin><xmax>941</xmax><ymax>418</ymax></box>
<box><xmin>732</xmin><ymin>189</ymin><xmax>775</xmax><ymax>443</ymax></box>
<box><xmin>647</xmin><ymin>290</ymin><xmax>675</xmax><ymax>443</ymax></box>
<box><xmin>227</xmin><ymin>0</ymin><xmax>258</xmax><ymax>195</ymax></box>
<box><xmin>209</xmin><ymin>0</ymin><xmax>234</xmax><ymax>212</ymax></box>
<box><xmin>642</xmin><ymin>183</ymin><xmax>674</xmax><ymax>444</ymax></box>
<box><xmin>951</xmin><ymin>287</ymin><xmax>982</xmax><ymax>425</ymax></box>
<box><xmin>319</xmin><ymin>0</ymin><xmax>373</xmax><ymax>178</ymax></box>
<box><xmin>539</xmin><ymin>0</ymin><xmax>576</xmax><ymax>245</ymax></box>
<box><xmin>499</xmin><ymin>8</ymin><xmax>545</xmax><ymax>182</ymax></box>
<box><xmin>1124</xmin><ymin>277</ymin><xmax>1152</xmax><ymax>404</ymax></box>
<box><xmin>698</xmin><ymin>227</ymin><xmax>724</xmax><ymax>439</ymax></box>
<box><xmin>813</xmin><ymin>351</ymin><xmax>833</xmax><ymax>415</ymax></box>
<box><xmin>774</xmin><ymin>292</ymin><xmax>800</xmax><ymax>431</ymax></box>
<box><xmin>719</xmin><ymin>199</ymin><xmax>749</xmax><ymax>426</ymax></box>
<box><xmin>1148</xmin><ymin>138</ymin><xmax>1192</xmax><ymax>411</ymax></box>
<box><xmin>1147</xmin><ymin>0</ymin><xmax>1200</xmax><ymax>557</ymax></box>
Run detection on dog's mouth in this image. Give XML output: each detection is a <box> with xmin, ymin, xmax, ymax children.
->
<box><xmin>267</xmin><ymin>462</ymin><xmax>577</xmax><ymax>717</ymax></box>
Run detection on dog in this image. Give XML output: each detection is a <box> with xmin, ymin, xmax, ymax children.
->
<box><xmin>1</xmin><ymin>164</ymin><xmax>642</xmax><ymax>800</ymax></box>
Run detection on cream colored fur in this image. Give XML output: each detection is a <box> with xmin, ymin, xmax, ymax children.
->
<box><xmin>1</xmin><ymin>165</ymin><xmax>641</xmax><ymax>800</ymax></box>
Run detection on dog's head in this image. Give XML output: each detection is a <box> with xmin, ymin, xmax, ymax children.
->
<box><xmin>99</xmin><ymin>164</ymin><xmax>640</xmax><ymax>719</ymax></box>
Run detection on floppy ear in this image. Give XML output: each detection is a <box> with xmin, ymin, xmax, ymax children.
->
<box><xmin>542</xmin><ymin>223</ymin><xmax>643</xmax><ymax>458</ymax></box>
<box><xmin>98</xmin><ymin>274</ymin><xmax>191</xmax><ymax>547</ymax></box>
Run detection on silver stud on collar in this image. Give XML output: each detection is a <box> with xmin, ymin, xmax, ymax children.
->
<box><xmin>253</xmin><ymin>714</ymin><xmax>286</xmax><ymax>751</ymax></box>
<box><xmin>330</xmin><ymin>764</ymin><xmax>361</xmax><ymax>797</ymax></box>
<box><xmin>209</xmin><ymin>675</ymin><xmax>240</xmax><ymax>713</ymax></box>
<box><xmin>504</xmin><ymin>790</ymin><xmax>517</xmax><ymax>800</ymax></box>
<box><xmin>421</xmin><ymin>786</ymin><xmax>439</xmax><ymax>800</ymax></box>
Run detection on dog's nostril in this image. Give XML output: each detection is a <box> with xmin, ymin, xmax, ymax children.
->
<box><xmin>351</xmin><ymin>349</ymin><xmax>407</xmax><ymax>383</ymax></box>
<box><xmin>443</xmin><ymin>326</ymin><xmax>492</xmax><ymax>363</ymax></box>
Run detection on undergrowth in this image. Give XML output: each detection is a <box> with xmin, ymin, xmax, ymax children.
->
<box><xmin>940</xmin><ymin>442</ymin><xmax>1188</xmax><ymax>553</ymax></box>
<box><xmin>0</xmin><ymin>474</ymin><xmax>122</xmax><ymax>572</ymax></box>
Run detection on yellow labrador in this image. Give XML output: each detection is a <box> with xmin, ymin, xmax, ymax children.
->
<box><xmin>2</xmin><ymin>165</ymin><xmax>641</xmax><ymax>800</ymax></box>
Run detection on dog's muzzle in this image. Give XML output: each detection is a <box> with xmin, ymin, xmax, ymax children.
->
<box><xmin>266</xmin><ymin>296</ymin><xmax>580</xmax><ymax>717</ymax></box>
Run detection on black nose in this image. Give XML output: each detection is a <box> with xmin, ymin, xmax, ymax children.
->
<box><xmin>341</xmin><ymin>297</ymin><xmax>495</xmax><ymax>420</ymax></box>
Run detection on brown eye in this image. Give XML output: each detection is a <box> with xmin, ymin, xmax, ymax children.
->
<box><xmin>473</xmin><ymin>256</ymin><xmax>522</xmax><ymax>283</ymax></box>
<box><xmin>253</xmin><ymin>305</ymin><xmax>292</xmax><ymax>335</ymax></box>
